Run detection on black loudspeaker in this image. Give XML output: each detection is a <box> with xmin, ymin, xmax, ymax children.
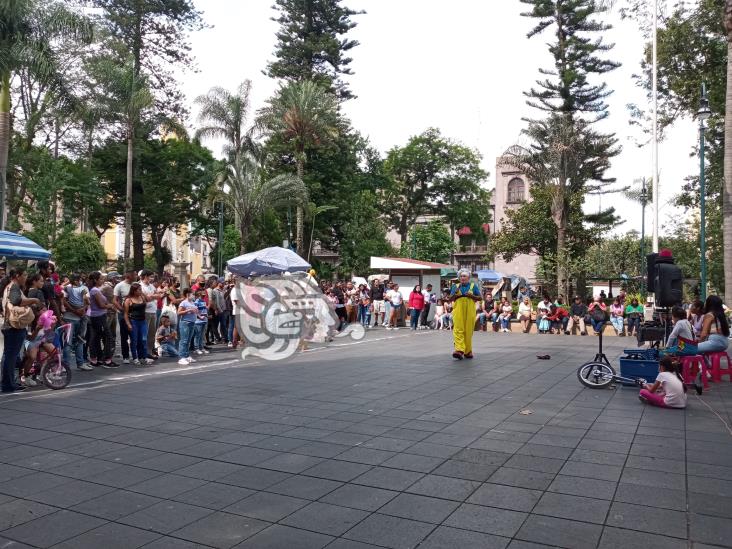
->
<box><xmin>655</xmin><ymin>263</ymin><xmax>683</xmax><ymax>307</ymax></box>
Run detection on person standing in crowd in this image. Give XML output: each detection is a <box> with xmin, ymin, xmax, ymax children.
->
<box><xmin>518</xmin><ymin>296</ymin><xmax>533</xmax><ymax>333</ymax></box>
<box><xmin>408</xmin><ymin>284</ymin><xmax>424</xmax><ymax>330</ymax></box>
<box><xmin>697</xmin><ymin>295</ymin><xmax>730</xmax><ymax>354</ymax></box>
<box><xmin>156</xmin><ymin>315</ymin><xmax>179</xmax><ymax>357</ymax></box>
<box><xmin>177</xmin><ymin>289</ymin><xmax>198</xmax><ymax>364</ymax></box>
<box><xmin>225</xmin><ymin>279</ymin><xmax>237</xmax><ymax>347</ymax></box>
<box><xmin>358</xmin><ymin>284</ymin><xmax>371</xmax><ymax>328</ymax></box>
<box><xmin>213</xmin><ymin>278</ymin><xmax>229</xmax><ymax>344</ymax></box>
<box><xmin>383</xmin><ymin>282</ymin><xmax>393</xmax><ymax>327</ymax></box>
<box><xmin>25</xmin><ymin>273</ymin><xmax>45</xmax><ymax>317</ymax></box>
<box><xmin>194</xmin><ymin>290</ymin><xmax>210</xmax><ymax>354</ymax></box>
<box><xmin>1</xmin><ymin>268</ymin><xmax>40</xmax><ymax>392</ymax></box>
<box><xmin>609</xmin><ymin>296</ymin><xmax>625</xmax><ymax>336</ymax></box>
<box><xmin>566</xmin><ymin>296</ymin><xmax>588</xmax><ymax>335</ymax></box>
<box><xmin>123</xmin><ymin>283</ymin><xmax>153</xmax><ymax>366</ymax></box>
<box><xmin>588</xmin><ymin>296</ymin><xmax>607</xmax><ymax>335</ymax></box>
<box><xmin>344</xmin><ymin>281</ymin><xmax>358</xmax><ymax>324</ymax></box>
<box><xmin>101</xmin><ymin>272</ymin><xmax>118</xmax><ymax>356</ymax></box>
<box><xmin>191</xmin><ymin>275</ymin><xmax>205</xmax><ymax>293</ymax></box>
<box><xmin>62</xmin><ymin>274</ymin><xmax>91</xmax><ymax>371</ymax></box>
<box><xmin>36</xmin><ymin>260</ymin><xmax>61</xmax><ymax>318</ymax></box>
<box><xmin>370</xmin><ymin>279</ymin><xmax>385</xmax><ymax>328</ymax></box>
<box><xmin>386</xmin><ymin>283</ymin><xmax>403</xmax><ymax>330</ymax></box>
<box><xmin>420</xmin><ymin>284</ymin><xmax>435</xmax><ymax>329</ymax></box>
<box><xmin>517</xmin><ymin>285</ymin><xmax>530</xmax><ymax>303</ymax></box>
<box><xmin>114</xmin><ymin>270</ymin><xmax>136</xmax><ymax>364</ymax></box>
<box><xmin>449</xmin><ymin>269</ymin><xmax>482</xmax><ymax>359</ymax></box>
<box><xmin>625</xmin><ymin>297</ymin><xmax>643</xmax><ymax>338</ymax></box>
<box><xmin>87</xmin><ymin>271</ymin><xmax>118</xmax><ymax>368</ymax></box>
<box><xmin>139</xmin><ymin>270</ymin><xmax>161</xmax><ymax>359</ymax></box>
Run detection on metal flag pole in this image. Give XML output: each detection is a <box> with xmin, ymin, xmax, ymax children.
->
<box><xmin>652</xmin><ymin>0</ymin><xmax>659</xmax><ymax>253</ymax></box>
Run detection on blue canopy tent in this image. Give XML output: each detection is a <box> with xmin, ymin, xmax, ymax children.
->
<box><xmin>476</xmin><ymin>269</ymin><xmax>504</xmax><ymax>283</ymax></box>
<box><xmin>0</xmin><ymin>231</ymin><xmax>51</xmax><ymax>261</ymax></box>
<box><xmin>226</xmin><ymin>246</ymin><xmax>311</xmax><ymax>277</ymax></box>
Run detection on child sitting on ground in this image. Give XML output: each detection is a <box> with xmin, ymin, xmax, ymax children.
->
<box><xmin>639</xmin><ymin>355</ymin><xmax>687</xmax><ymax>409</ymax></box>
<box><xmin>156</xmin><ymin>314</ymin><xmax>179</xmax><ymax>357</ymax></box>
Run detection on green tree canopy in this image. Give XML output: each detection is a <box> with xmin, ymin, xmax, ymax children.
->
<box><xmin>52</xmin><ymin>232</ymin><xmax>107</xmax><ymax>274</ymax></box>
<box><xmin>400</xmin><ymin>220</ymin><xmax>455</xmax><ymax>265</ymax></box>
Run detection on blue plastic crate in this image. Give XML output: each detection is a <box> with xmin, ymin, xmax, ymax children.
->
<box><xmin>619</xmin><ymin>356</ymin><xmax>659</xmax><ymax>385</ymax></box>
<box><xmin>622</xmin><ymin>348</ymin><xmax>659</xmax><ymax>361</ymax></box>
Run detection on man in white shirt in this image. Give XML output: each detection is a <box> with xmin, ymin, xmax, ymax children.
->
<box><xmin>420</xmin><ymin>284</ymin><xmax>435</xmax><ymax>329</ymax></box>
<box><xmin>113</xmin><ymin>270</ymin><xmax>136</xmax><ymax>363</ymax></box>
<box><xmin>386</xmin><ymin>284</ymin><xmax>403</xmax><ymax>330</ymax></box>
<box><xmin>139</xmin><ymin>270</ymin><xmax>162</xmax><ymax>358</ymax></box>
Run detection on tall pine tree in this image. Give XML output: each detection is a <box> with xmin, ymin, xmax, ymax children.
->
<box><xmin>511</xmin><ymin>0</ymin><xmax>620</xmax><ymax>294</ymax></box>
<box><xmin>266</xmin><ymin>0</ymin><xmax>362</xmax><ymax>101</ymax></box>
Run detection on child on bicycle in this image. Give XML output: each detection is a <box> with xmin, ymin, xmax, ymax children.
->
<box><xmin>21</xmin><ymin>309</ymin><xmax>58</xmax><ymax>387</ymax></box>
<box><xmin>638</xmin><ymin>355</ymin><xmax>687</xmax><ymax>409</ymax></box>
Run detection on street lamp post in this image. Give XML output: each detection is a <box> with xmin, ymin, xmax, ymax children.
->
<box><xmin>697</xmin><ymin>83</ymin><xmax>711</xmax><ymax>301</ymax></box>
<box><xmin>640</xmin><ymin>178</ymin><xmax>648</xmax><ymax>295</ymax></box>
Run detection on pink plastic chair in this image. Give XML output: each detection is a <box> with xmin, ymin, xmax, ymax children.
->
<box><xmin>706</xmin><ymin>351</ymin><xmax>732</xmax><ymax>382</ymax></box>
<box><xmin>680</xmin><ymin>355</ymin><xmax>708</xmax><ymax>389</ymax></box>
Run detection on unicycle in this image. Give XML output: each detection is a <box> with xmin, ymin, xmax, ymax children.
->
<box><xmin>577</xmin><ymin>330</ymin><xmax>645</xmax><ymax>389</ymax></box>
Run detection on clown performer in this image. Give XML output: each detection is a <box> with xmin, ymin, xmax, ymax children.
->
<box><xmin>448</xmin><ymin>269</ymin><xmax>482</xmax><ymax>360</ymax></box>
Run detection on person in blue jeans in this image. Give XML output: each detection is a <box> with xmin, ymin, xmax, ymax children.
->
<box><xmin>123</xmin><ymin>283</ymin><xmax>152</xmax><ymax>365</ymax></box>
<box><xmin>155</xmin><ymin>315</ymin><xmax>178</xmax><ymax>357</ymax></box>
<box><xmin>62</xmin><ymin>274</ymin><xmax>91</xmax><ymax>371</ymax></box>
<box><xmin>1</xmin><ymin>268</ymin><xmax>41</xmax><ymax>392</ymax></box>
<box><xmin>177</xmin><ymin>289</ymin><xmax>198</xmax><ymax>365</ymax></box>
<box><xmin>193</xmin><ymin>291</ymin><xmax>209</xmax><ymax>355</ymax></box>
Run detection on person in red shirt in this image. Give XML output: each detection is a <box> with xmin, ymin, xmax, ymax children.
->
<box><xmin>546</xmin><ymin>304</ymin><xmax>569</xmax><ymax>334</ymax></box>
<box><xmin>408</xmin><ymin>285</ymin><xmax>425</xmax><ymax>330</ymax></box>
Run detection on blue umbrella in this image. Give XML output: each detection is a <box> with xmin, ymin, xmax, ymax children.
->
<box><xmin>476</xmin><ymin>269</ymin><xmax>504</xmax><ymax>282</ymax></box>
<box><xmin>0</xmin><ymin>231</ymin><xmax>51</xmax><ymax>260</ymax></box>
<box><xmin>226</xmin><ymin>246</ymin><xmax>311</xmax><ymax>277</ymax></box>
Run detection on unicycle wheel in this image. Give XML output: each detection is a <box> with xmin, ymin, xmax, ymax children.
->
<box><xmin>577</xmin><ymin>361</ymin><xmax>616</xmax><ymax>389</ymax></box>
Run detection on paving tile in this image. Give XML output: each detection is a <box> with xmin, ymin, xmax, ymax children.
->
<box><xmin>569</xmin><ymin>448</ymin><xmax>627</xmax><ymax>467</ymax></box>
<box><xmin>444</xmin><ymin>503</ymin><xmax>527</xmax><ymax>537</ymax></box>
<box><xmin>27</xmin><ymin>479</ymin><xmax>114</xmax><ymax>507</ymax></box>
<box><xmin>379</xmin><ymin>492</ymin><xmax>459</xmax><ymax>523</ymax></box>
<box><xmin>381</xmin><ymin>452</ymin><xmax>444</xmax><ymax>473</ymax></box>
<box><xmin>598</xmin><ymin>527</ymin><xmax>688</xmax><ymax>549</ymax></box>
<box><xmin>690</xmin><ymin>512</ymin><xmax>732</xmax><ymax>547</ymax></box>
<box><xmin>303</xmin><ymin>459</ymin><xmax>372</xmax><ymax>482</ymax></box>
<box><xmin>226</xmin><ymin>491</ymin><xmax>309</xmax><ymax>522</ymax></box>
<box><xmin>175</xmin><ymin>459</ymin><xmax>243</xmax><ymax>481</ymax></box>
<box><xmin>362</xmin><ymin>437</ymin><xmax>415</xmax><ymax>452</ymax></box>
<box><xmin>504</xmin><ymin>454</ymin><xmax>565</xmax><ymax>474</ymax></box>
<box><xmin>613</xmin><ymin>483</ymin><xmax>686</xmax><ymax>511</ymax></box>
<box><xmin>406</xmin><ymin>474</ymin><xmax>479</xmax><ymax>501</ymax></box>
<box><xmin>172</xmin><ymin>511</ymin><xmax>269</xmax><ymax>548</ymax></box>
<box><xmin>606</xmin><ymin>501</ymin><xmax>686</xmax><ymax>538</ymax></box>
<box><xmin>1</xmin><ymin>509</ymin><xmax>106</xmax><ymax>548</ymax></box>
<box><xmin>432</xmin><ymin>460</ymin><xmax>496</xmax><ymax>482</ymax></box>
<box><xmin>85</xmin><ymin>464</ymin><xmax>162</xmax><ymax>488</ymax></box>
<box><xmin>417</xmin><ymin>525</ymin><xmax>509</xmax><ymax>549</ymax></box>
<box><xmin>625</xmin><ymin>454</ymin><xmax>686</xmax><ymax>474</ymax></box>
<box><xmin>127</xmin><ymin>473</ymin><xmax>207</xmax><ymax>499</ymax></box>
<box><xmin>404</xmin><ymin>442</ymin><xmax>460</xmax><ymax>459</ymax></box>
<box><xmin>533</xmin><ymin>492</ymin><xmax>610</xmax><ymax>524</ymax></box>
<box><xmin>282</xmin><ymin>501</ymin><xmax>369</xmax><ymax>536</ymax></box>
<box><xmin>489</xmin><ymin>467</ymin><xmax>555</xmax><ymax>491</ymax></box>
<box><xmin>266</xmin><ymin>474</ymin><xmax>343</xmax><ymax>500</ymax></box>
<box><xmin>559</xmin><ymin>460</ymin><xmax>622</xmax><ymax>482</ymax></box>
<box><xmin>70</xmin><ymin>489</ymin><xmax>161</xmax><ymax>520</ymax></box>
<box><xmin>547</xmin><ymin>475</ymin><xmax>617</xmax><ymax>500</ymax></box>
<box><xmin>353</xmin><ymin>467</ymin><xmax>424</xmax><ymax>490</ymax></box>
<box><xmin>325</xmin><ymin>540</ymin><xmax>384</xmax><ymax>549</ymax></box>
<box><xmin>256</xmin><ymin>452</ymin><xmax>325</xmax><ymax>473</ymax></box>
<box><xmin>0</xmin><ymin>535</ymin><xmax>35</xmax><ymax>548</ymax></box>
<box><xmin>0</xmin><ymin>498</ymin><xmax>57</xmax><ymax>530</ymax></box>
<box><xmin>216</xmin><ymin>447</ymin><xmax>279</xmax><ymax>466</ymax></box>
<box><xmin>50</xmin><ymin>522</ymin><xmax>160</xmax><ymax>549</ymax></box>
<box><xmin>343</xmin><ymin>513</ymin><xmax>434</xmax><ymax>549</ymax></box>
<box><xmin>337</xmin><ymin>447</ymin><xmax>396</xmax><ymax>465</ymax></box>
<box><xmin>119</xmin><ymin>500</ymin><xmax>213</xmax><ymax>534</ymax></box>
<box><xmin>320</xmin><ymin>483</ymin><xmax>398</xmax><ymax>511</ymax></box>
<box><xmin>172</xmin><ymin>482</ymin><xmax>254</xmax><ymax>510</ymax></box>
<box><xmin>217</xmin><ymin>466</ymin><xmax>291</xmax><ymax>490</ymax></box>
<box><xmin>0</xmin><ymin>471</ymin><xmax>74</xmax><ymax>497</ymax></box>
<box><xmin>467</xmin><ymin>483</ymin><xmax>542</xmax><ymax>512</ymax></box>
<box><xmin>236</xmin><ymin>524</ymin><xmax>333</xmax><ymax>549</ymax></box>
<box><xmin>293</xmin><ymin>441</ymin><xmax>352</xmax><ymax>458</ymax></box>
<box><xmin>452</xmin><ymin>448</ymin><xmax>512</xmax><ymax>467</ymax></box>
<box><xmin>515</xmin><ymin>514</ymin><xmax>602</xmax><ymax>549</ymax></box>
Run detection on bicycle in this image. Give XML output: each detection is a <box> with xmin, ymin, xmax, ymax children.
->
<box><xmin>29</xmin><ymin>324</ymin><xmax>73</xmax><ymax>390</ymax></box>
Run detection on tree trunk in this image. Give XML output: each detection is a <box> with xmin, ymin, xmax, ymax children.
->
<box><xmin>724</xmin><ymin>5</ymin><xmax>732</xmax><ymax>303</ymax></box>
<box><xmin>0</xmin><ymin>71</ymin><xmax>10</xmax><ymax>231</ymax></box>
<box><xmin>239</xmin><ymin>223</ymin><xmax>247</xmax><ymax>255</ymax></box>
<box><xmin>296</xmin><ymin>158</ymin><xmax>305</xmax><ymax>256</ymax></box>
<box><xmin>124</xmin><ymin>121</ymin><xmax>133</xmax><ymax>268</ymax></box>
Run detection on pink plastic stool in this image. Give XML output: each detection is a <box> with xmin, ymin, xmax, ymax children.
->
<box><xmin>680</xmin><ymin>355</ymin><xmax>709</xmax><ymax>389</ymax></box>
<box><xmin>706</xmin><ymin>351</ymin><xmax>732</xmax><ymax>382</ymax></box>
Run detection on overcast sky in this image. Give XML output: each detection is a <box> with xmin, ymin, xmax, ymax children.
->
<box><xmin>179</xmin><ymin>0</ymin><xmax>698</xmax><ymax>237</ymax></box>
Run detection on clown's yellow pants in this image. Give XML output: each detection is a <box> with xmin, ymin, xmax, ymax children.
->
<box><xmin>452</xmin><ymin>297</ymin><xmax>475</xmax><ymax>354</ymax></box>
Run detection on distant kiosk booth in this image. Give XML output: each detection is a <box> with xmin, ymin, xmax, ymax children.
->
<box><xmin>370</xmin><ymin>257</ymin><xmax>455</xmax><ymax>326</ymax></box>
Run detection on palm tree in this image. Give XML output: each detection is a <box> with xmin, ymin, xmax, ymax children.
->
<box><xmin>724</xmin><ymin>1</ymin><xmax>732</xmax><ymax>302</ymax></box>
<box><xmin>307</xmin><ymin>203</ymin><xmax>336</xmax><ymax>262</ymax></box>
<box><xmin>0</xmin><ymin>0</ymin><xmax>90</xmax><ymax>229</ymax></box>
<box><xmin>215</xmin><ymin>153</ymin><xmax>307</xmax><ymax>254</ymax></box>
<box><xmin>257</xmin><ymin>80</ymin><xmax>339</xmax><ymax>255</ymax></box>
<box><xmin>195</xmin><ymin>80</ymin><xmax>255</xmax><ymax>158</ymax></box>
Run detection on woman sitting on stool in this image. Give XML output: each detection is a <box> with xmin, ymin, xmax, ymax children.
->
<box><xmin>697</xmin><ymin>295</ymin><xmax>730</xmax><ymax>355</ymax></box>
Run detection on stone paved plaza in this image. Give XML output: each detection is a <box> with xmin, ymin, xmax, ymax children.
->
<box><xmin>1</xmin><ymin>330</ymin><xmax>731</xmax><ymax>549</ymax></box>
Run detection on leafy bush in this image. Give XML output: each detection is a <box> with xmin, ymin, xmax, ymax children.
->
<box><xmin>52</xmin><ymin>232</ymin><xmax>107</xmax><ymax>274</ymax></box>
